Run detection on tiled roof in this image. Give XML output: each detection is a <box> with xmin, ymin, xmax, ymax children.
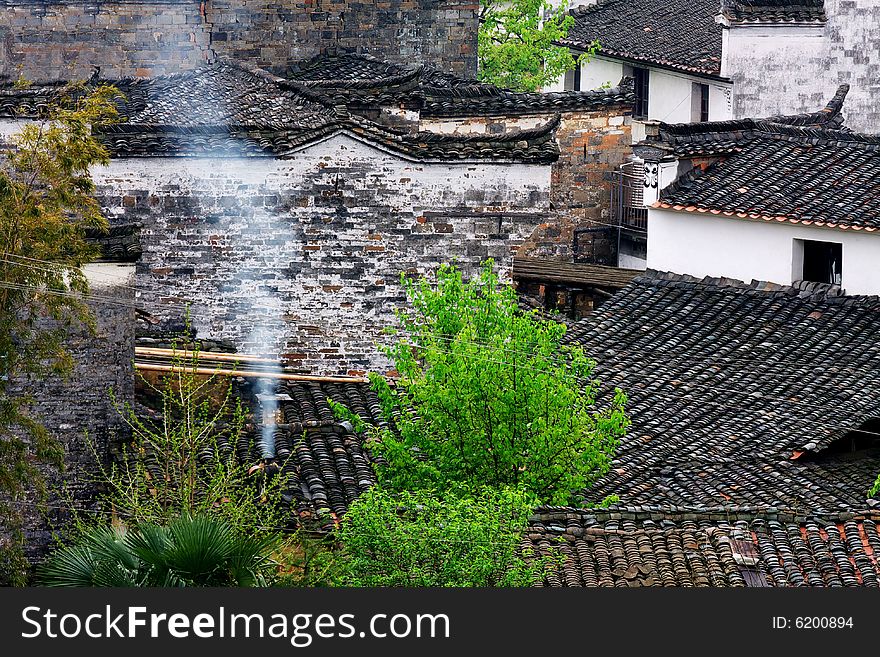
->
<box><xmin>283</xmin><ymin>50</ymin><xmax>635</xmax><ymax>117</ymax></box>
<box><xmin>656</xmin><ymin>127</ymin><xmax>880</xmax><ymax>230</ymax></box>
<box><xmin>564</xmin><ymin>271</ymin><xmax>880</xmax><ymax>512</ymax></box>
<box><xmin>527</xmin><ymin>508</ymin><xmax>880</xmax><ymax>587</ymax></box>
<box><xmin>0</xmin><ymin>60</ymin><xmax>561</xmax><ymax>163</ymax></box>
<box><xmin>234</xmin><ymin>381</ymin><xmax>383</xmax><ymax>524</ymax></box>
<box><xmin>720</xmin><ymin>0</ymin><xmax>827</xmax><ymax>24</ymax></box>
<box><xmin>562</xmin><ymin>0</ymin><xmax>724</xmax><ymax>76</ymax></box>
<box><xmin>85</xmin><ymin>224</ymin><xmax>142</xmax><ymax>262</ymax></box>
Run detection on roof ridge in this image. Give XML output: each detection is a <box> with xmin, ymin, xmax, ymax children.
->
<box><xmin>531</xmin><ymin>506</ymin><xmax>880</xmax><ymax>524</ymax></box>
<box><xmin>637</xmin><ymin>269</ymin><xmax>880</xmax><ymax>304</ymax></box>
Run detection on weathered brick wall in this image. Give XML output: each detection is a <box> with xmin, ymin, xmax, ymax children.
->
<box><xmin>422</xmin><ymin>110</ymin><xmax>633</xmax><ymax>261</ymax></box>
<box><xmin>93</xmin><ymin>136</ymin><xmax>551</xmax><ymax>376</ymax></box>
<box><xmin>0</xmin><ymin>0</ymin><xmax>477</xmax><ymax>81</ymax></box>
<box><xmin>725</xmin><ymin>0</ymin><xmax>880</xmax><ymax>133</ymax></box>
<box><xmin>5</xmin><ymin>265</ymin><xmax>135</xmax><ymax>563</ymax></box>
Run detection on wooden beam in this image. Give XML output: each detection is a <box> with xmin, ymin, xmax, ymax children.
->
<box><xmin>135</xmin><ymin>347</ymin><xmax>277</xmax><ymax>364</ymax></box>
<box><xmin>134</xmin><ymin>361</ymin><xmax>369</xmax><ymax>384</ymax></box>
<box><xmin>512</xmin><ymin>257</ymin><xmax>641</xmax><ymax>289</ymax></box>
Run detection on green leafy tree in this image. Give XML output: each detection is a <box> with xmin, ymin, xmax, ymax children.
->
<box><xmin>336</xmin><ymin>260</ymin><xmax>628</xmax><ymax>506</ymax></box>
<box><xmin>478</xmin><ymin>0</ymin><xmax>599</xmax><ymax>92</ymax></box>
<box><xmin>870</xmin><ymin>474</ymin><xmax>879</xmax><ymax>499</ymax></box>
<box><xmin>0</xmin><ymin>80</ymin><xmax>120</xmax><ymax>584</ymax></box>
<box><xmin>96</xmin><ymin>342</ymin><xmax>290</xmax><ymax>534</ymax></box>
<box><xmin>38</xmin><ymin>514</ymin><xmax>280</xmax><ymax>587</ymax></box>
<box><xmin>336</xmin><ymin>486</ymin><xmax>551</xmax><ymax>587</ymax></box>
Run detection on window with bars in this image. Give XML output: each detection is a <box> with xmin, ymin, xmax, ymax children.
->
<box><xmin>633</xmin><ymin>67</ymin><xmax>649</xmax><ymax>119</ymax></box>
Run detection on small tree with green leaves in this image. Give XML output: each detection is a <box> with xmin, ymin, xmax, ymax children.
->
<box><xmin>0</xmin><ymin>80</ymin><xmax>121</xmax><ymax>584</ymax></box>
<box><xmin>93</xmin><ymin>341</ymin><xmax>290</xmax><ymax>534</ymax></box>
<box><xmin>335</xmin><ymin>260</ymin><xmax>628</xmax><ymax>506</ymax></box>
<box><xmin>870</xmin><ymin>474</ymin><xmax>879</xmax><ymax>499</ymax></box>
<box><xmin>336</xmin><ymin>486</ymin><xmax>551</xmax><ymax>587</ymax></box>
<box><xmin>478</xmin><ymin>0</ymin><xmax>599</xmax><ymax>92</ymax></box>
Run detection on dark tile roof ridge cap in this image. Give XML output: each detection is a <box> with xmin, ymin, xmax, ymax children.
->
<box><xmin>530</xmin><ymin>505</ymin><xmax>880</xmax><ymax>526</ymax></box>
<box><xmin>570</xmin><ymin>0</ymin><xmax>620</xmax><ymax>17</ymax></box>
<box><xmin>638</xmin><ymin>269</ymin><xmax>878</xmax><ymax>303</ymax></box>
<box><xmin>651</xmin><ymin>85</ymin><xmax>849</xmax><ymax>145</ymax></box>
<box><xmin>293</xmin><ymin>65</ymin><xmax>424</xmax><ymax>90</ymax></box>
<box><xmin>720</xmin><ymin>0</ymin><xmax>828</xmax><ymax>24</ymax></box>
<box><xmin>753</xmin><ymin>122</ymin><xmax>880</xmax><ymax>150</ymax></box>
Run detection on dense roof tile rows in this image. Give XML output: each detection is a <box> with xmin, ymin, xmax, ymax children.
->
<box><xmin>564</xmin><ymin>271</ymin><xmax>880</xmax><ymax>512</ymax></box>
<box><xmin>562</xmin><ymin>0</ymin><xmax>724</xmax><ymax>76</ymax></box>
<box><xmin>236</xmin><ymin>381</ymin><xmax>383</xmax><ymax>524</ymax></box>
<box><xmin>0</xmin><ymin>59</ymin><xmax>563</xmax><ymax>163</ymax></box>
<box><xmin>637</xmin><ymin>85</ymin><xmax>880</xmax><ymax>231</ymax></box>
<box><xmin>285</xmin><ymin>50</ymin><xmax>635</xmax><ymax>117</ymax></box>
<box><xmin>658</xmin><ymin>127</ymin><xmax>880</xmax><ymax>229</ymax></box>
<box><xmin>528</xmin><ymin>509</ymin><xmax>880</xmax><ymax>587</ymax></box>
<box><xmin>720</xmin><ymin>0</ymin><xmax>827</xmax><ymax>24</ymax></box>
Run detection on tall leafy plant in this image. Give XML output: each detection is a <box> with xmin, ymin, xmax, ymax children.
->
<box><xmin>96</xmin><ymin>342</ymin><xmax>290</xmax><ymax>534</ymax></box>
<box><xmin>478</xmin><ymin>0</ymin><xmax>599</xmax><ymax>91</ymax></box>
<box><xmin>336</xmin><ymin>260</ymin><xmax>628</xmax><ymax>506</ymax></box>
<box><xmin>0</xmin><ymin>80</ymin><xmax>120</xmax><ymax>583</ymax></box>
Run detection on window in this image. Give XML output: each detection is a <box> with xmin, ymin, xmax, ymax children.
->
<box><xmin>793</xmin><ymin>238</ymin><xmax>842</xmax><ymax>285</ymax></box>
<box><xmin>691</xmin><ymin>83</ymin><xmax>710</xmax><ymax>122</ymax></box>
<box><xmin>633</xmin><ymin>67</ymin><xmax>649</xmax><ymax>119</ymax></box>
<box><xmin>564</xmin><ymin>63</ymin><xmax>583</xmax><ymax>91</ymax></box>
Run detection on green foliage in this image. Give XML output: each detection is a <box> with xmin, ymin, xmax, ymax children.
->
<box><xmin>354</xmin><ymin>260</ymin><xmax>628</xmax><ymax>506</ymax></box>
<box><xmin>272</xmin><ymin>529</ymin><xmax>341</xmax><ymax>588</ymax></box>
<box><xmin>0</xmin><ymin>80</ymin><xmax>121</xmax><ymax>581</ymax></box>
<box><xmin>96</xmin><ymin>341</ymin><xmax>290</xmax><ymax>534</ymax></box>
<box><xmin>870</xmin><ymin>474</ymin><xmax>879</xmax><ymax>499</ymax></box>
<box><xmin>336</xmin><ymin>486</ymin><xmax>552</xmax><ymax>587</ymax></box>
<box><xmin>478</xmin><ymin>0</ymin><xmax>599</xmax><ymax>91</ymax></box>
<box><xmin>37</xmin><ymin>514</ymin><xmax>280</xmax><ymax>587</ymax></box>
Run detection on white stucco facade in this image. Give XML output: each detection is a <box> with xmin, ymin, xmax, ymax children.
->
<box><xmin>647</xmin><ymin>208</ymin><xmax>880</xmax><ymax>295</ymax></box>
<box><xmin>546</xmin><ymin>55</ymin><xmax>732</xmax><ymax>124</ymax></box>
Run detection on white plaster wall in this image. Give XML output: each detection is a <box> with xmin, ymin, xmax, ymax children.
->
<box><xmin>724</xmin><ymin>0</ymin><xmax>880</xmax><ymax>133</ymax></box>
<box><xmin>420</xmin><ymin>115</ymin><xmax>550</xmax><ymax>135</ymax></box>
<box><xmin>578</xmin><ymin>56</ymin><xmax>625</xmax><ymax>91</ymax></box>
<box><xmin>648</xmin><ymin>208</ymin><xmax>880</xmax><ymax>295</ymax></box>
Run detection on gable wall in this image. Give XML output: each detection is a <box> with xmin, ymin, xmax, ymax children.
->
<box><xmin>724</xmin><ymin>0</ymin><xmax>880</xmax><ymax>133</ymax></box>
<box><xmin>93</xmin><ymin>135</ymin><xmax>551</xmax><ymax>375</ymax></box>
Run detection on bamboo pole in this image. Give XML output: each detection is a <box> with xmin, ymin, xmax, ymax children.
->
<box><xmin>133</xmin><ymin>361</ymin><xmax>369</xmax><ymax>384</ymax></box>
<box><xmin>134</xmin><ymin>347</ymin><xmax>277</xmax><ymax>364</ymax></box>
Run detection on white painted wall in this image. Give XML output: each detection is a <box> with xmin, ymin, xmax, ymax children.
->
<box><xmin>578</xmin><ymin>56</ymin><xmax>625</xmax><ymax>92</ymax></box>
<box><xmin>648</xmin><ymin>208</ymin><xmax>880</xmax><ymax>295</ymax></box>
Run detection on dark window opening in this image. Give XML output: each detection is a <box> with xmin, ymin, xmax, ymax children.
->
<box><xmin>700</xmin><ymin>84</ymin><xmax>709</xmax><ymax>122</ymax></box>
<box><xmin>801</xmin><ymin>239</ymin><xmax>842</xmax><ymax>285</ymax></box>
<box><xmin>823</xmin><ymin>418</ymin><xmax>880</xmax><ymax>457</ymax></box>
<box><xmin>633</xmin><ymin>68</ymin><xmax>649</xmax><ymax>119</ymax></box>
<box><xmin>573</xmin><ymin>62</ymin><xmax>582</xmax><ymax>92</ymax></box>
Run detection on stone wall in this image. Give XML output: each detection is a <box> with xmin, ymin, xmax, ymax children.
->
<box><xmin>93</xmin><ymin>135</ymin><xmax>552</xmax><ymax>376</ymax></box>
<box><xmin>6</xmin><ymin>264</ymin><xmax>135</xmax><ymax>563</ymax></box>
<box><xmin>422</xmin><ymin>110</ymin><xmax>633</xmax><ymax>261</ymax></box>
<box><xmin>724</xmin><ymin>0</ymin><xmax>880</xmax><ymax>134</ymax></box>
<box><xmin>0</xmin><ymin>0</ymin><xmax>478</xmax><ymax>82</ymax></box>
